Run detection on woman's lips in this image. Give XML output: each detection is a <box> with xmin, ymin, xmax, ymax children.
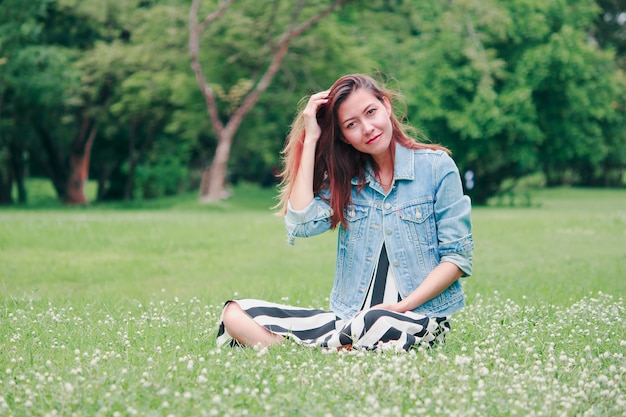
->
<box><xmin>366</xmin><ymin>133</ymin><xmax>381</xmax><ymax>144</ymax></box>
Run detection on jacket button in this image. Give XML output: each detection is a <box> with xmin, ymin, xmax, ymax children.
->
<box><xmin>393</xmin><ymin>260</ymin><xmax>400</xmax><ymax>267</ymax></box>
<box><xmin>384</xmin><ymin>202</ymin><xmax>391</xmax><ymax>210</ymax></box>
<box><xmin>386</xmin><ymin>228</ymin><xmax>392</xmax><ymax>235</ymax></box>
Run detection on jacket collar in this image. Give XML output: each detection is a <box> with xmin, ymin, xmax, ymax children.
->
<box><xmin>351</xmin><ymin>142</ymin><xmax>415</xmax><ymax>185</ymax></box>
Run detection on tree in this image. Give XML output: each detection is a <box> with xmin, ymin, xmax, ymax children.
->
<box><xmin>0</xmin><ymin>0</ymin><xmax>50</xmax><ymax>204</ymax></box>
<box><xmin>2</xmin><ymin>0</ymin><xmax>623</xmax><ymax>206</ymax></box>
<box><xmin>189</xmin><ymin>0</ymin><xmax>350</xmax><ymax>202</ymax></box>
<box><xmin>0</xmin><ymin>0</ymin><xmax>130</xmax><ymax>205</ymax></box>
<box><xmin>348</xmin><ymin>0</ymin><xmax>625</xmax><ymax>203</ymax></box>
<box><xmin>0</xmin><ymin>0</ymin><xmax>85</xmax><ymax>204</ymax></box>
<box><xmin>89</xmin><ymin>3</ymin><xmax>193</xmax><ymax>201</ymax></box>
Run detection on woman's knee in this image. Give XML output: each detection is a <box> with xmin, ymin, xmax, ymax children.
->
<box><xmin>221</xmin><ymin>302</ymin><xmax>283</xmax><ymax>347</ymax></box>
<box><xmin>222</xmin><ymin>302</ymin><xmax>245</xmax><ymax>331</ymax></box>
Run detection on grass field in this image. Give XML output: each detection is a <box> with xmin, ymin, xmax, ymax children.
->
<box><xmin>1</xmin><ymin>184</ymin><xmax>625</xmax><ymax>416</ymax></box>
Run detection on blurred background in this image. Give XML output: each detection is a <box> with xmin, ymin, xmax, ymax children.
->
<box><xmin>1</xmin><ymin>0</ymin><xmax>624</xmax><ymax>207</ymax></box>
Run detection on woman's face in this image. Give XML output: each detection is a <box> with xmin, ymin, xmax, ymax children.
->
<box><xmin>336</xmin><ymin>88</ymin><xmax>393</xmax><ymax>159</ymax></box>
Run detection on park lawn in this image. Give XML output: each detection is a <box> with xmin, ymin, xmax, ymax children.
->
<box><xmin>0</xmin><ymin>185</ymin><xmax>624</xmax><ymax>416</ymax></box>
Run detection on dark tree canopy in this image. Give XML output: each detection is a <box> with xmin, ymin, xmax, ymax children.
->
<box><xmin>0</xmin><ymin>0</ymin><xmax>624</xmax><ymax>206</ymax></box>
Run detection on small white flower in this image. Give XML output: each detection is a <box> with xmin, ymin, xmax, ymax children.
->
<box><xmin>454</xmin><ymin>355</ymin><xmax>471</xmax><ymax>367</ymax></box>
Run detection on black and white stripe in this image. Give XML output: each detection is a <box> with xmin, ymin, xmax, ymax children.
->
<box><xmin>216</xmin><ymin>299</ymin><xmax>450</xmax><ymax>351</ymax></box>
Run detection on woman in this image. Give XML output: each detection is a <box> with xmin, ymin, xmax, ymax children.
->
<box><xmin>217</xmin><ymin>74</ymin><xmax>473</xmax><ymax>351</ymax></box>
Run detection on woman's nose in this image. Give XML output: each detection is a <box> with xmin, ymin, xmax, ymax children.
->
<box><xmin>362</xmin><ymin>121</ymin><xmax>374</xmax><ymax>135</ymax></box>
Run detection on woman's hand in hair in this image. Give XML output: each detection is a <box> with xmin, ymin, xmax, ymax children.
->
<box><xmin>288</xmin><ymin>90</ymin><xmax>330</xmax><ymax>211</ymax></box>
<box><xmin>302</xmin><ymin>90</ymin><xmax>329</xmax><ymax>144</ymax></box>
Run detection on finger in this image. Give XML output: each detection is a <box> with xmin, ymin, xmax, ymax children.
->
<box><xmin>304</xmin><ymin>96</ymin><xmax>329</xmax><ymax>112</ymax></box>
<box><xmin>308</xmin><ymin>96</ymin><xmax>328</xmax><ymax>104</ymax></box>
<box><xmin>310</xmin><ymin>90</ymin><xmax>330</xmax><ymax>100</ymax></box>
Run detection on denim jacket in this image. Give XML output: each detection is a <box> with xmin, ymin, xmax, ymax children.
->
<box><xmin>284</xmin><ymin>143</ymin><xmax>474</xmax><ymax>320</ymax></box>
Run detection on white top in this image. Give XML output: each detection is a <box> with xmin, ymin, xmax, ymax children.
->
<box><xmin>362</xmin><ymin>244</ymin><xmax>400</xmax><ymax>308</ymax></box>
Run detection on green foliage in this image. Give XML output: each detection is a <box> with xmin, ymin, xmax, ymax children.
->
<box><xmin>348</xmin><ymin>0</ymin><xmax>625</xmax><ymax>203</ymax></box>
<box><xmin>193</xmin><ymin>0</ymin><xmax>377</xmax><ymax>185</ymax></box>
<box><xmin>1</xmin><ymin>0</ymin><xmax>625</xmax><ymax>205</ymax></box>
<box><xmin>7</xmin><ymin>45</ymin><xmax>79</xmax><ymax>110</ymax></box>
<box><xmin>133</xmin><ymin>139</ymin><xmax>191</xmax><ymax>199</ymax></box>
<box><xmin>593</xmin><ymin>0</ymin><xmax>626</xmax><ymax>65</ymax></box>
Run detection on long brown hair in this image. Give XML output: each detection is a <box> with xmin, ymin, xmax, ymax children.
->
<box><xmin>276</xmin><ymin>74</ymin><xmax>448</xmax><ymax>228</ymax></box>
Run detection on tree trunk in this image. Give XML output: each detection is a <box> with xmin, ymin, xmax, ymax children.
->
<box><xmin>65</xmin><ymin>121</ymin><xmax>97</xmax><ymax>205</ymax></box>
<box><xmin>9</xmin><ymin>143</ymin><xmax>26</xmax><ymax>204</ymax></box>
<box><xmin>96</xmin><ymin>163</ymin><xmax>112</xmax><ymax>201</ymax></box>
<box><xmin>0</xmin><ymin>161</ymin><xmax>13</xmax><ymax>205</ymax></box>
<box><xmin>124</xmin><ymin>120</ymin><xmax>137</xmax><ymax>201</ymax></box>
<box><xmin>35</xmin><ymin>122</ymin><xmax>67</xmax><ymax>199</ymax></box>
<box><xmin>199</xmin><ymin>129</ymin><xmax>234</xmax><ymax>202</ymax></box>
<box><xmin>190</xmin><ymin>0</ymin><xmax>348</xmax><ymax>203</ymax></box>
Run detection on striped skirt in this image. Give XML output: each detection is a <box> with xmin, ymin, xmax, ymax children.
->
<box><xmin>216</xmin><ymin>299</ymin><xmax>450</xmax><ymax>351</ymax></box>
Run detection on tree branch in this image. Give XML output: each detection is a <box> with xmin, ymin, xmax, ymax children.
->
<box><xmin>228</xmin><ymin>0</ymin><xmax>350</xmax><ymax>134</ymax></box>
<box><xmin>282</xmin><ymin>0</ymin><xmax>348</xmax><ymax>43</ymax></box>
<box><xmin>289</xmin><ymin>0</ymin><xmax>307</xmax><ymax>29</ymax></box>
<box><xmin>189</xmin><ymin>0</ymin><xmax>235</xmax><ymax>135</ymax></box>
<box><xmin>229</xmin><ymin>42</ymin><xmax>289</xmax><ymax>134</ymax></box>
<box><xmin>199</xmin><ymin>0</ymin><xmax>235</xmax><ymax>32</ymax></box>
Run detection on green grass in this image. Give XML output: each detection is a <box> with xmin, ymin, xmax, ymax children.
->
<box><xmin>1</xmin><ymin>184</ymin><xmax>624</xmax><ymax>416</ymax></box>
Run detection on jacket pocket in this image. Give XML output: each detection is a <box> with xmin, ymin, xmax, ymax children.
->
<box><xmin>343</xmin><ymin>204</ymin><xmax>369</xmax><ymax>239</ymax></box>
<box><xmin>399</xmin><ymin>202</ymin><xmax>435</xmax><ymax>244</ymax></box>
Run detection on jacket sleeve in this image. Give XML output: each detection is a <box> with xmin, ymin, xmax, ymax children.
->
<box><xmin>284</xmin><ymin>194</ymin><xmax>333</xmax><ymax>245</ymax></box>
<box><xmin>433</xmin><ymin>153</ymin><xmax>474</xmax><ymax>276</ymax></box>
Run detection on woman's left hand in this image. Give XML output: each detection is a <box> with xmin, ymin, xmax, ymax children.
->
<box><xmin>374</xmin><ymin>262</ymin><xmax>464</xmax><ymax>315</ymax></box>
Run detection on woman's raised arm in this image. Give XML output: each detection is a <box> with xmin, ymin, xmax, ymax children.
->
<box><xmin>288</xmin><ymin>91</ymin><xmax>329</xmax><ymax>210</ymax></box>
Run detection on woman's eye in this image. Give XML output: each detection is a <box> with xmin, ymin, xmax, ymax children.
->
<box><xmin>367</xmin><ymin>108</ymin><xmax>376</xmax><ymax>115</ymax></box>
<box><xmin>345</xmin><ymin>122</ymin><xmax>355</xmax><ymax>129</ymax></box>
